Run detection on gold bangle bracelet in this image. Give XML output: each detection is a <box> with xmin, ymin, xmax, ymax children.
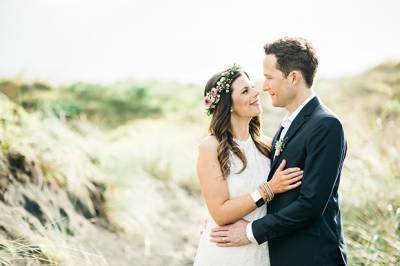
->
<box><xmin>257</xmin><ymin>187</ymin><xmax>266</xmax><ymax>201</ymax></box>
<box><xmin>262</xmin><ymin>183</ymin><xmax>274</xmax><ymax>202</ymax></box>
<box><xmin>265</xmin><ymin>182</ymin><xmax>274</xmax><ymax>199</ymax></box>
<box><xmin>258</xmin><ymin>185</ymin><xmax>268</xmax><ymax>201</ymax></box>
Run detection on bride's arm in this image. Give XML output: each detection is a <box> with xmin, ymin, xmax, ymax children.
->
<box><xmin>197</xmin><ymin>136</ymin><xmax>302</xmax><ymax>226</ymax></box>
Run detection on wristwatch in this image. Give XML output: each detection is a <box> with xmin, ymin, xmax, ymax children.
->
<box><xmin>251</xmin><ymin>190</ymin><xmax>265</xmax><ymax>207</ymax></box>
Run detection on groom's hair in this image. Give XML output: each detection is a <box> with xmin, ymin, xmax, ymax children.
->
<box><xmin>264</xmin><ymin>37</ymin><xmax>318</xmax><ymax>87</ymax></box>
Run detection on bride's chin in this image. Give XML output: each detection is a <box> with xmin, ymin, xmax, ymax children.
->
<box><xmin>251</xmin><ymin>109</ymin><xmax>262</xmax><ymax>117</ymax></box>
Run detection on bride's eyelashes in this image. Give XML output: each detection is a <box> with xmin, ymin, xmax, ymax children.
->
<box><xmin>241</xmin><ymin>86</ymin><xmax>256</xmax><ymax>94</ymax></box>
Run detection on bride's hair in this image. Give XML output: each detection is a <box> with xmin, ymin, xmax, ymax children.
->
<box><xmin>204</xmin><ymin>71</ymin><xmax>271</xmax><ymax>179</ymax></box>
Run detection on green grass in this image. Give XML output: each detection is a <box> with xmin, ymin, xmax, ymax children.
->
<box><xmin>0</xmin><ymin>80</ymin><xmax>202</xmax><ymax>128</ymax></box>
<box><xmin>0</xmin><ymin>62</ymin><xmax>399</xmax><ymax>265</ymax></box>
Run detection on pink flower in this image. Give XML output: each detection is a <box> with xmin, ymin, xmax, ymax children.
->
<box><xmin>204</xmin><ymin>95</ymin><xmax>212</xmax><ymax>108</ymax></box>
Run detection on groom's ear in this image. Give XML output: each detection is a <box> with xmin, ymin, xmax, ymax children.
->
<box><xmin>288</xmin><ymin>70</ymin><xmax>302</xmax><ymax>87</ymax></box>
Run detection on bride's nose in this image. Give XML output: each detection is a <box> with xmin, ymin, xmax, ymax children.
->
<box><xmin>252</xmin><ymin>88</ymin><xmax>260</xmax><ymax>97</ymax></box>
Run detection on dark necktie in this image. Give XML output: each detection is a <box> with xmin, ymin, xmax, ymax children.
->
<box><xmin>276</xmin><ymin>125</ymin><xmax>285</xmax><ymax>140</ymax></box>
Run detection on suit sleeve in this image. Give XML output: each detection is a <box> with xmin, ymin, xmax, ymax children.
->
<box><xmin>252</xmin><ymin>117</ymin><xmax>346</xmax><ymax>244</ymax></box>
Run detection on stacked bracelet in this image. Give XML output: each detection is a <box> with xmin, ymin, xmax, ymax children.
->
<box><xmin>258</xmin><ymin>182</ymin><xmax>274</xmax><ymax>202</ymax></box>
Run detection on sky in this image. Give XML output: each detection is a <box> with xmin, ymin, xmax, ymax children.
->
<box><xmin>0</xmin><ymin>0</ymin><xmax>399</xmax><ymax>85</ymax></box>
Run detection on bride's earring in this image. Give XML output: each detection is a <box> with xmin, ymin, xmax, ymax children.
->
<box><xmin>230</xmin><ymin>108</ymin><xmax>233</xmax><ymax>113</ymax></box>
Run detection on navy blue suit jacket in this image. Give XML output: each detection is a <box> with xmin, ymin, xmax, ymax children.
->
<box><xmin>252</xmin><ymin>97</ymin><xmax>347</xmax><ymax>266</ymax></box>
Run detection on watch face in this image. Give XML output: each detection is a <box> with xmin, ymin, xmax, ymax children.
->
<box><xmin>256</xmin><ymin>198</ymin><xmax>265</xmax><ymax>207</ymax></box>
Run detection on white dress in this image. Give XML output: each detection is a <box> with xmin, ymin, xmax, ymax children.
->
<box><xmin>193</xmin><ymin>136</ymin><xmax>271</xmax><ymax>266</ymax></box>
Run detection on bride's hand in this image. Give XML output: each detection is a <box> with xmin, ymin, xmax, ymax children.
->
<box><xmin>268</xmin><ymin>159</ymin><xmax>303</xmax><ymax>194</ymax></box>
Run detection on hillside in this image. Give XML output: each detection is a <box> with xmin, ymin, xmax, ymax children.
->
<box><xmin>0</xmin><ymin>62</ymin><xmax>399</xmax><ymax>265</ymax></box>
<box><xmin>0</xmin><ymin>93</ymin><xmax>203</xmax><ymax>265</ymax></box>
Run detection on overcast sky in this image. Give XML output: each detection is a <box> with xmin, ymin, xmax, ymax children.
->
<box><xmin>0</xmin><ymin>0</ymin><xmax>399</xmax><ymax>84</ymax></box>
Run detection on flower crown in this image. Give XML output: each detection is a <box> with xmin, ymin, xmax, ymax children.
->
<box><xmin>204</xmin><ymin>64</ymin><xmax>241</xmax><ymax>116</ymax></box>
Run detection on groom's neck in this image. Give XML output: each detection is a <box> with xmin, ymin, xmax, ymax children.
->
<box><xmin>285</xmin><ymin>88</ymin><xmax>314</xmax><ymax>115</ymax></box>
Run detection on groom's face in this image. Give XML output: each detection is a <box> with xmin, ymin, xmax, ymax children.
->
<box><xmin>262</xmin><ymin>54</ymin><xmax>294</xmax><ymax>108</ymax></box>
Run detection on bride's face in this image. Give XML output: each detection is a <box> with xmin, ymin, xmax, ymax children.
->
<box><xmin>230</xmin><ymin>74</ymin><xmax>261</xmax><ymax>118</ymax></box>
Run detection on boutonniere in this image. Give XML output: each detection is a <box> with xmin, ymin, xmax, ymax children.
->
<box><xmin>274</xmin><ymin>137</ymin><xmax>288</xmax><ymax>157</ymax></box>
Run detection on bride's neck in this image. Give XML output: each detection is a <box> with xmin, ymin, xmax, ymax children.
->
<box><xmin>231</xmin><ymin>115</ymin><xmax>251</xmax><ymax>141</ymax></box>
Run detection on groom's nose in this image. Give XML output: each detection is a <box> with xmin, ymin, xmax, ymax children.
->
<box><xmin>263</xmin><ymin>79</ymin><xmax>270</xmax><ymax>92</ymax></box>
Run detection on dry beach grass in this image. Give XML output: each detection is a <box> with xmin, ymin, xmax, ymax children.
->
<box><xmin>0</xmin><ymin>62</ymin><xmax>399</xmax><ymax>265</ymax></box>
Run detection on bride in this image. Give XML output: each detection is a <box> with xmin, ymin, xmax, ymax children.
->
<box><xmin>193</xmin><ymin>65</ymin><xmax>303</xmax><ymax>266</ymax></box>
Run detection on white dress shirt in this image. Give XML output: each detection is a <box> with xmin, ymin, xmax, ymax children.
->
<box><xmin>246</xmin><ymin>93</ymin><xmax>316</xmax><ymax>243</ymax></box>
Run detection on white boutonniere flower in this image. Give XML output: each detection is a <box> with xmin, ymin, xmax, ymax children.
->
<box><xmin>274</xmin><ymin>137</ymin><xmax>288</xmax><ymax>157</ymax></box>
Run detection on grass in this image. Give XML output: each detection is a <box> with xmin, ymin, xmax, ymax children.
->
<box><xmin>317</xmin><ymin>63</ymin><xmax>400</xmax><ymax>265</ymax></box>
<box><xmin>0</xmin><ymin>94</ymin><xmax>112</xmax><ymax>265</ymax></box>
<box><xmin>0</xmin><ymin>62</ymin><xmax>399</xmax><ymax>265</ymax></box>
<box><xmin>0</xmin><ymin>205</ymin><xmax>109</xmax><ymax>266</ymax></box>
<box><xmin>0</xmin><ymin>80</ymin><xmax>202</xmax><ymax>129</ymax></box>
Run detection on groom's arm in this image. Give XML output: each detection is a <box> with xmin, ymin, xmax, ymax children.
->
<box><xmin>251</xmin><ymin>116</ymin><xmax>346</xmax><ymax>244</ymax></box>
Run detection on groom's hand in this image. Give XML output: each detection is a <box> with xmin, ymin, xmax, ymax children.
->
<box><xmin>210</xmin><ymin>219</ymin><xmax>250</xmax><ymax>247</ymax></box>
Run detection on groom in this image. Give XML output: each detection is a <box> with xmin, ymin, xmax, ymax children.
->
<box><xmin>210</xmin><ymin>37</ymin><xmax>347</xmax><ymax>266</ymax></box>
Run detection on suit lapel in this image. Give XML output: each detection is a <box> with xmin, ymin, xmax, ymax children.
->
<box><xmin>269</xmin><ymin>97</ymin><xmax>321</xmax><ymax>175</ymax></box>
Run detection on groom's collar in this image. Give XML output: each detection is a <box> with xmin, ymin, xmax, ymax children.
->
<box><xmin>281</xmin><ymin>92</ymin><xmax>316</xmax><ymax>128</ymax></box>
<box><xmin>270</xmin><ymin>96</ymin><xmax>320</xmax><ymax>172</ymax></box>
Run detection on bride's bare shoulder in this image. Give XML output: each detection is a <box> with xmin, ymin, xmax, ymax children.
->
<box><xmin>260</xmin><ymin>134</ymin><xmax>273</xmax><ymax>146</ymax></box>
<box><xmin>198</xmin><ymin>135</ymin><xmax>219</xmax><ymax>153</ymax></box>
